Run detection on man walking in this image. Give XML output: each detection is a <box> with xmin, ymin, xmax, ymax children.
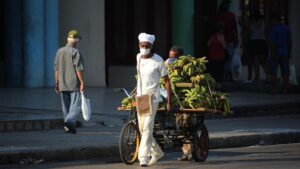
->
<box><xmin>269</xmin><ymin>13</ymin><xmax>292</xmax><ymax>94</ymax></box>
<box><xmin>136</xmin><ymin>33</ymin><xmax>172</xmax><ymax>166</ymax></box>
<box><xmin>54</xmin><ymin>30</ymin><xmax>85</xmax><ymax>134</ymax></box>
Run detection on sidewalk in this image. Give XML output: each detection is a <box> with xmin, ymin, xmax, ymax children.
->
<box><xmin>1</xmin><ymin>83</ymin><xmax>300</xmax><ymax>131</ymax></box>
<box><xmin>1</xmin><ymin>115</ymin><xmax>300</xmax><ymax>165</ymax></box>
<box><xmin>0</xmin><ymin>82</ymin><xmax>300</xmax><ymax>164</ymax></box>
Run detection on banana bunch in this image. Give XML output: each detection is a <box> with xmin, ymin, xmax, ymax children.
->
<box><xmin>118</xmin><ymin>55</ymin><xmax>233</xmax><ymax>116</ymax></box>
<box><xmin>166</xmin><ymin>55</ymin><xmax>232</xmax><ymax>115</ymax></box>
<box><xmin>121</xmin><ymin>97</ymin><xmax>135</xmax><ymax>109</ymax></box>
<box><xmin>189</xmin><ymin>73</ymin><xmax>216</xmax><ymax>88</ymax></box>
<box><xmin>172</xmin><ymin>55</ymin><xmax>191</xmax><ymax>67</ymax></box>
<box><xmin>217</xmin><ymin>93</ymin><xmax>232</xmax><ymax>116</ymax></box>
<box><xmin>181</xmin><ymin>86</ymin><xmax>206</xmax><ymax>109</ymax></box>
<box><xmin>159</xmin><ymin>96</ymin><xmax>181</xmax><ymax>109</ymax></box>
<box><xmin>190</xmin><ymin>74</ymin><xmax>205</xmax><ymax>83</ymax></box>
<box><xmin>160</xmin><ymin>78</ymin><xmax>165</xmax><ymax>89</ymax></box>
<box><xmin>168</xmin><ymin>56</ymin><xmax>216</xmax><ymax>87</ymax></box>
<box><xmin>170</xmin><ymin>76</ymin><xmax>184</xmax><ymax>90</ymax></box>
<box><xmin>170</xmin><ymin>56</ymin><xmax>208</xmax><ymax>79</ymax></box>
<box><xmin>203</xmin><ymin>92</ymin><xmax>232</xmax><ymax>115</ymax></box>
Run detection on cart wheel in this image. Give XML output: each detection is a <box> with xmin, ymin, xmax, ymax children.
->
<box><xmin>119</xmin><ymin>121</ymin><xmax>140</xmax><ymax>165</ymax></box>
<box><xmin>191</xmin><ymin>124</ymin><xmax>209</xmax><ymax>162</ymax></box>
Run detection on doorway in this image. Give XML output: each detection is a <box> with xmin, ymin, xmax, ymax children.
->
<box><xmin>194</xmin><ymin>0</ymin><xmax>218</xmax><ymax>57</ymax></box>
<box><xmin>105</xmin><ymin>0</ymin><xmax>172</xmax><ymax>87</ymax></box>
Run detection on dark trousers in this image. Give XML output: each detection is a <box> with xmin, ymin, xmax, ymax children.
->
<box><xmin>208</xmin><ymin>60</ymin><xmax>225</xmax><ymax>83</ymax></box>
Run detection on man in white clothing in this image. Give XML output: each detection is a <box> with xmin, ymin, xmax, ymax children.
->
<box><xmin>136</xmin><ymin>33</ymin><xmax>172</xmax><ymax>167</ymax></box>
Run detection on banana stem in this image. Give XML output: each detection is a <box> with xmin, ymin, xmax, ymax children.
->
<box><xmin>171</xmin><ymin>87</ymin><xmax>184</xmax><ymax>110</ymax></box>
<box><xmin>205</xmin><ymin>79</ymin><xmax>216</xmax><ymax>110</ymax></box>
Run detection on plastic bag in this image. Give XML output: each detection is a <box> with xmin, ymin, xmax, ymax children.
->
<box><xmin>231</xmin><ymin>48</ymin><xmax>243</xmax><ymax>81</ymax></box>
<box><xmin>290</xmin><ymin>63</ymin><xmax>298</xmax><ymax>85</ymax></box>
<box><xmin>81</xmin><ymin>92</ymin><xmax>91</xmax><ymax>121</ymax></box>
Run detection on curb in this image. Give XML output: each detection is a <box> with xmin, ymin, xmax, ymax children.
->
<box><xmin>0</xmin><ymin>119</ymin><xmax>64</xmax><ymax>132</ymax></box>
<box><xmin>1</xmin><ymin>131</ymin><xmax>300</xmax><ymax>165</ymax></box>
<box><xmin>220</xmin><ymin>83</ymin><xmax>300</xmax><ymax>93</ymax></box>
<box><xmin>1</xmin><ymin>103</ymin><xmax>299</xmax><ymax>132</ymax></box>
<box><xmin>206</xmin><ymin>103</ymin><xmax>300</xmax><ymax>119</ymax></box>
<box><xmin>0</xmin><ymin>107</ymin><xmax>64</xmax><ymax>132</ymax></box>
<box><xmin>231</xmin><ymin>103</ymin><xmax>300</xmax><ymax>118</ymax></box>
<box><xmin>210</xmin><ymin>131</ymin><xmax>300</xmax><ymax>149</ymax></box>
<box><xmin>0</xmin><ymin>146</ymin><xmax>119</xmax><ymax>165</ymax></box>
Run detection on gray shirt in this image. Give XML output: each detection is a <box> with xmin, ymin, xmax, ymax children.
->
<box><xmin>54</xmin><ymin>45</ymin><xmax>84</xmax><ymax>91</ymax></box>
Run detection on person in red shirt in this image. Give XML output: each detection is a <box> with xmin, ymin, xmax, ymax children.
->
<box><xmin>211</xmin><ymin>0</ymin><xmax>238</xmax><ymax>82</ymax></box>
<box><xmin>208</xmin><ymin>22</ymin><xmax>226</xmax><ymax>84</ymax></box>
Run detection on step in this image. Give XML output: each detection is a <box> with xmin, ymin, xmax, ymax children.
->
<box><xmin>0</xmin><ymin>108</ymin><xmax>63</xmax><ymax>132</ymax></box>
<box><xmin>0</xmin><ymin>119</ymin><xmax>64</xmax><ymax>132</ymax></box>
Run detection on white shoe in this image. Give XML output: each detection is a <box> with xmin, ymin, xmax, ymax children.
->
<box><xmin>149</xmin><ymin>153</ymin><xmax>164</xmax><ymax>165</ymax></box>
<box><xmin>139</xmin><ymin>157</ymin><xmax>149</xmax><ymax>167</ymax></box>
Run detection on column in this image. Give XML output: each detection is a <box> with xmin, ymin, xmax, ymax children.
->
<box><xmin>172</xmin><ymin>0</ymin><xmax>194</xmax><ymax>55</ymax></box>
<box><xmin>4</xmin><ymin>0</ymin><xmax>22</xmax><ymax>87</ymax></box>
<box><xmin>22</xmin><ymin>0</ymin><xmax>45</xmax><ymax>88</ymax></box>
<box><xmin>45</xmin><ymin>0</ymin><xmax>59</xmax><ymax>87</ymax></box>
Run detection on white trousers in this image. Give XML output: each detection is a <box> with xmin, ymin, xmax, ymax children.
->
<box><xmin>138</xmin><ymin>102</ymin><xmax>163</xmax><ymax>160</ymax></box>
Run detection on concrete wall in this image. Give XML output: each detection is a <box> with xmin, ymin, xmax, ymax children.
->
<box><xmin>109</xmin><ymin>66</ymin><xmax>136</xmax><ymax>89</ymax></box>
<box><xmin>59</xmin><ymin>0</ymin><xmax>106</xmax><ymax>87</ymax></box>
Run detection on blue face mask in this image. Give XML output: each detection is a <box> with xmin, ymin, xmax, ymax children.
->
<box><xmin>169</xmin><ymin>57</ymin><xmax>177</xmax><ymax>62</ymax></box>
<box><xmin>167</xmin><ymin>57</ymin><xmax>177</xmax><ymax>64</ymax></box>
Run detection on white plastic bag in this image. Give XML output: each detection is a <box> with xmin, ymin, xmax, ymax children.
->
<box><xmin>231</xmin><ymin>48</ymin><xmax>243</xmax><ymax>81</ymax></box>
<box><xmin>81</xmin><ymin>92</ymin><xmax>91</xmax><ymax>121</ymax></box>
<box><xmin>290</xmin><ymin>63</ymin><xmax>298</xmax><ymax>85</ymax></box>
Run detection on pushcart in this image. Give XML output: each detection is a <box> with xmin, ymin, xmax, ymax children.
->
<box><xmin>116</xmin><ymin>88</ymin><xmax>221</xmax><ymax>165</ymax></box>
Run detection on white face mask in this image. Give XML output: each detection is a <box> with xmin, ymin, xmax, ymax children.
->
<box><xmin>140</xmin><ymin>48</ymin><xmax>151</xmax><ymax>56</ymax></box>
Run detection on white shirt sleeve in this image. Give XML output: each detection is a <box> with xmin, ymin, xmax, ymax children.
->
<box><xmin>159</xmin><ymin>60</ymin><xmax>168</xmax><ymax>77</ymax></box>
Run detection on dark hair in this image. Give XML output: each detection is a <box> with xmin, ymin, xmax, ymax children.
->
<box><xmin>170</xmin><ymin>46</ymin><xmax>184</xmax><ymax>56</ymax></box>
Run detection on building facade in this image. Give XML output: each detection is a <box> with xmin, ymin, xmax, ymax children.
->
<box><xmin>1</xmin><ymin>0</ymin><xmax>105</xmax><ymax>88</ymax></box>
<box><xmin>1</xmin><ymin>0</ymin><xmax>299</xmax><ymax>88</ymax></box>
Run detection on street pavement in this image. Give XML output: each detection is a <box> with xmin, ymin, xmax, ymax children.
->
<box><xmin>0</xmin><ymin>82</ymin><xmax>300</xmax><ymax>165</ymax></box>
<box><xmin>2</xmin><ymin>143</ymin><xmax>300</xmax><ymax>169</ymax></box>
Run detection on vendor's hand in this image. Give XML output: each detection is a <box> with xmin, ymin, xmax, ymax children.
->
<box><xmin>166</xmin><ymin>103</ymin><xmax>171</xmax><ymax>112</ymax></box>
<box><xmin>55</xmin><ymin>85</ymin><xmax>60</xmax><ymax>94</ymax></box>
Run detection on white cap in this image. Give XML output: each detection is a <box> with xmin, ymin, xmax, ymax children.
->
<box><xmin>138</xmin><ymin>33</ymin><xmax>155</xmax><ymax>44</ymax></box>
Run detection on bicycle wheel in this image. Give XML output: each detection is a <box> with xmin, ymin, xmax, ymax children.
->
<box><xmin>191</xmin><ymin>124</ymin><xmax>209</xmax><ymax>162</ymax></box>
<box><xmin>119</xmin><ymin>121</ymin><xmax>140</xmax><ymax>165</ymax></box>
